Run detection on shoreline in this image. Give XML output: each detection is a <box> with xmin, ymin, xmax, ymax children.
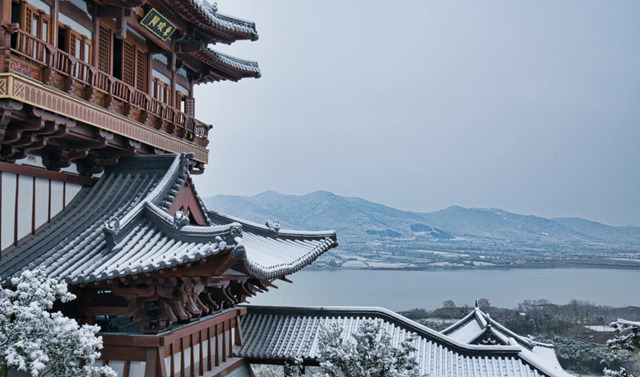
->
<box><xmin>308</xmin><ymin>261</ymin><xmax>640</xmax><ymax>272</ymax></box>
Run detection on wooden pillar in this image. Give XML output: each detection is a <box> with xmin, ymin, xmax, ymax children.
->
<box><xmin>146</xmin><ymin>43</ymin><xmax>153</xmax><ymax>95</ymax></box>
<box><xmin>13</xmin><ymin>174</ymin><xmax>18</xmax><ymax>245</ymax></box>
<box><xmin>144</xmin><ymin>347</ymin><xmax>167</xmax><ymax>377</ymax></box>
<box><xmin>49</xmin><ymin>0</ymin><xmax>58</xmax><ymax>48</ymax></box>
<box><xmin>0</xmin><ymin>0</ymin><xmax>12</xmax><ymax>73</ymax></box>
<box><xmin>31</xmin><ymin>176</ymin><xmax>35</xmax><ymax>234</ymax></box>
<box><xmin>92</xmin><ymin>8</ymin><xmax>99</xmax><ymax>67</ymax></box>
<box><xmin>234</xmin><ymin>315</ymin><xmax>243</xmax><ymax>346</ymax></box>
<box><xmin>115</xmin><ymin>8</ymin><xmax>126</xmax><ymax>40</ymax></box>
<box><xmin>0</xmin><ymin>0</ymin><xmax>11</xmax><ymax>24</ymax></box>
<box><xmin>0</xmin><ymin>172</ymin><xmax>2</xmax><ymax>256</ymax></box>
<box><xmin>170</xmin><ymin>49</ymin><xmax>176</xmax><ymax>108</ymax></box>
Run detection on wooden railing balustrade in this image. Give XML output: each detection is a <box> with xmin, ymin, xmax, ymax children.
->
<box><xmin>100</xmin><ymin>308</ymin><xmax>247</xmax><ymax>377</ymax></box>
<box><xmin>7</xmin><ymin>29</ymin><xmax>210</xmax><ymax>148</ymax></box>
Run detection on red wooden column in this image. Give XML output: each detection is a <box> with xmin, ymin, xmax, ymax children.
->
<box><xmin>144</xmin><ymin>347</ymin><xmax>168</xmax><ymax>377</ymax></box>
<box><xmin>0</xmin><ymin>172</ymin><xmax>2</xmax><ymax>255</ymax></box>
<box><xmin>91</xmin><ymin>8</ymin><xmax>99</xmax><ymax>67</ymax></box>
<box><xmin>0</xmin><ymin>0</ymin><xmax>9</xmax><ymax>24</ymax></box>
<box><xmin>0</xmin><ymin>0</ymin><xmax>10</xmax><ymax>79</ymax></box>
<box><xmin>49</xmin><ymin>0</ymin><xmax>58</xmax><ymax>48</ymax></box>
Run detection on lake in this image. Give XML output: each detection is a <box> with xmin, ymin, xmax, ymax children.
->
<box><xmin>247</xmin><ymin>267</ymin><xmax>640</xmax><ymax>311</ymax></box>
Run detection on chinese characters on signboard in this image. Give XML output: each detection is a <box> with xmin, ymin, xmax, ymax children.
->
<box><xmin>140</xmin><ymin>8</ymin><xmax>176</xmax><ymax>42</ymax></box>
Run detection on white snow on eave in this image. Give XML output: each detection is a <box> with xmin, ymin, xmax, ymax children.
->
<box><xmin>518</xmin><ymin>345</ymin><xmax>575</xmax><ymax>377</ymax></box>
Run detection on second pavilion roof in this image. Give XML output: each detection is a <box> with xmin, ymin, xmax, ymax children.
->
<box><xmin>0</xmin><ymin>154</ymin><xmax>337</xmax><ymax>286</ymax></box>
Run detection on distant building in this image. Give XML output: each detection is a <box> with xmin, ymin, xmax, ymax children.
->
<box><xmin>0</xmin><ymin>0</ymin><xmax>575</xmax><ymax>376</ymax></box>
<box><xmin>240</xmin><ymin>304</ymin><xmax>574</xmax><ymax>377</ymax></box>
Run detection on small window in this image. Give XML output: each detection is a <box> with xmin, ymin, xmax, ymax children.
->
<box><xmin>41</xmin><ymin>19</ymin><xmax>48</xmax><ymax>42</ymax></box>
<box><xmin>84</xmin><ymin>41</ymin><xmax>90</xmax><ymax>63</ymax></box>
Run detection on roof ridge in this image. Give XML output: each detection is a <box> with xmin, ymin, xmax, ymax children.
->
<box><xmin>207</xmin><ymin>209</ymin><xmax>337</xmax><ymax>239</ymax></box>
<box><xmin>244</xmin><ymin>305</ymin><xmax>523</xmax><ymax>356</ymax></box>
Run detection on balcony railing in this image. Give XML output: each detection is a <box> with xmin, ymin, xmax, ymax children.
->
<box><xmin>100</xmin><ymin>308</ymin><xmax>246</xmax><ymax>377</ymax></box>
<box><xmin>8</xmin><ymin>29</ymin><xmax>210</xmax><ymax>148</ymax></box>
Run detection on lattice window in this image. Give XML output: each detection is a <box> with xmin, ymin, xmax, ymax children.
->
<box><xmin>185</xmin><ymin>98</ymin><xmax>195</xmax><ymax>117</ymax></box>
<box><xmin>122</xmin><ymin>41</ymin><xmax>135</xmax><ymax>86</ymax></box>
<box><xmin>98</xmin><ymin>25</ymin><xmax>111</xmax><ymax>74</ymax></box>
<box><xmin>68</xmin><ymin>32</ymin><xmax>76</xmax><ymax>56</ymax></box>
<box><xmin>135</xmin><ymin>49</ymin><xmax>147</xmax><ymax>92</ymax></box>
<box><xmin>24</xmin><ymin>5</ymin><xmax>33</xmax><ymax>35</ymax></box>
<box><xmin>20</xmin><ymin>3</ymin><xmax>50</xmax><ymax>42</ymax></box>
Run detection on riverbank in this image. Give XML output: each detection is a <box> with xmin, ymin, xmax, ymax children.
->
<box><xmin>307</xmin><ymin>260</ymin><xmax>640</xmax><ymax>272</ymax></box>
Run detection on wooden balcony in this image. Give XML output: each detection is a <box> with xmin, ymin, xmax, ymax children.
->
<box><xmin>0</xmin><ymin>26</ymin><xmax>210</xmax><ymax>165</ymax></box>
<box><xmin>100</xmin><ymin>308</ymin><xmax>248</xmax><ymax>377</ymax></box>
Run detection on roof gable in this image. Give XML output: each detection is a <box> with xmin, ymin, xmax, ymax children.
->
<box><xmin>168</xmin><ymin>178</ymin><xmax>209</xmax><ymax>226</ymax></box>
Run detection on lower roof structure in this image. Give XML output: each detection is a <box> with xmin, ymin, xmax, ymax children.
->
<box><xmin>0</xmin><ymin>153</ymin><xmax>337</xmax><ymax>333</ymax></box>
<box><xmin>238</xmin><ymin>306</ymin><xmax>574</xmax><ymax>377</ymax></box>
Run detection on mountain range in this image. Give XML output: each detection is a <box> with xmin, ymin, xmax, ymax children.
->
<box><xmin>203</xmin><ymin>190</ymin><xmax>640</xmax><ymax>267</ymax></box>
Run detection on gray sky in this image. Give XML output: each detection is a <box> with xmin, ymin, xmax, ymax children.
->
<box><xmin>192</xmin><ymin>0</ymin><xmax>640</xmax><ymax>227</ymax></box>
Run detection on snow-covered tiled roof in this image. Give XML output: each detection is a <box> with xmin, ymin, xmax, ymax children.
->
<box><xmin>238</xmin><ymin>306</ymin><xmax>575</xmax><ymax>377</ymax></box>
<box><xmin>192</xmin><ymin>47</ymin><xmax>261</xmax><ymax>81</ymax></box>
<box><xmin>173</xmin><ymin>0</ymin><xmax>259</xmax><ymax>43</ymax></box>
<box><xmin>208</xmin><ymin>211</ymin><xmax>337</xmax><ymax>280</ymax></box>
<box><xmin>442</xmin><ymin>306</ymin><xmax>572</xmax><ymax>376</ymax></box>
<box><xmin>0</xmin><ymin>154</ymin><xmax>336</xmax><ymax>285</ymax></box>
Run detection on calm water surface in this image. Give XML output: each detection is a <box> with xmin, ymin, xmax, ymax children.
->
<box><xmin>248</xmin><ymin>268</ymin><xmax>640</xmax><ymax>311</ymax></box>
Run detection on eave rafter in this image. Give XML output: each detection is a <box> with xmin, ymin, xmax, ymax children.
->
<box><xmin>187</xmin><ymin>47</ymin><xmax>260</xmax><ymax>84</ymax></box>
<box><xmin>72</xmin><ymin>251</ymin><xmax>273</xmax><ymax>334</ymax></box>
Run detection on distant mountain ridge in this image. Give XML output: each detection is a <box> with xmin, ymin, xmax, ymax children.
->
<box><xmin>203</xmin><ymin>191</ymin><xmax>640</xmax><ymax>255</ymax></box>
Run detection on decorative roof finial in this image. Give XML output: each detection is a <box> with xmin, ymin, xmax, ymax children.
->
<box><xmin>174</xmin><ymin>211</ymin><xmax>190</xmax><ymax>229</ymax></box>
<box><xmin>266</xmin><ymin>220</ymin><xmax>280</xmax><ymax>234</ymax></box>
<box><xmin>103</xmin><ymin>216</ymin><xmax>120</xmax><ymax>248</ymax></box>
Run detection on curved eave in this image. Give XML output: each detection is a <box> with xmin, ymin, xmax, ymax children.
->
<box><xmin>207</xmin><ymin>210</ymin><xmax>338</xmax><ymax>281</ymax></box>
<box><xmin>233</xmin><ymin>236</ymin><xmax>338</xmax><ymax>281</ymax></box>
<box><xmin>172</xmin><ymin>0</ymin><xmax>258</xmax><ymax>44</ymax></box>
<box><xmin>191</xmin><ymin>47</ymin><xmax>261</xmax><ymax>84</ymax></box>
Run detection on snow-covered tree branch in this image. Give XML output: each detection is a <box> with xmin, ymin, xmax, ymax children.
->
<box><xmin>255</xmin><ymin>319</ymin><xmax>425</xmax><ymax>377</ymax></box>
<box><xmin>0</xmin><ymin>268</ymin><xmax>115</xmax><ymax>377</ymax></box>
<box><xmin>316</xmin><ymin>319</ymin><xmax>424</xmax><ymax>377</ymax></box>
<box><xmin>604</xmin><ymin>319</ymin><xmax>640</xmax><ymax>377</ymax></box>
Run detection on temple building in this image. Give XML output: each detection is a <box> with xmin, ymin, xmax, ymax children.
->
<box><xmin>240</xmin><ymin>305</ymin><xmax>575</xmax><ymax>377</ymax></box>
<box><xmin>0</xmin><ymin>0</ymin><xmax>576</xmax><ymax>375</ymax></box>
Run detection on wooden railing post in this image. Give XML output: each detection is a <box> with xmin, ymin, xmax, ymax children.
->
<box><xmin>1</xmin><ymin>24</ymin><xmax>17</xmax><ymax>73</ymax></box>
<box><xmin>234</xmin><ymin>315</ymin><xmax>243</xmax><ymax>346</ymax></box>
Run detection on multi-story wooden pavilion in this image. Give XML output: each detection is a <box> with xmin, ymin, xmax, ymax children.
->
<box><xmin>0</xmin><ymin>0</ymin><xmax>340</xmax><ymax>375</ymax></box>
<box><xmin>0</xmin><ymin>0</ymin><xmax>260</xmax><ymax>175</ymax></box>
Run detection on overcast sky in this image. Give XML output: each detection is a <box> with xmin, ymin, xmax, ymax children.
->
<box><xmin>192</xmin><ymin>1</ymin><xmax>640</xmax><ymax>227</ymax></box>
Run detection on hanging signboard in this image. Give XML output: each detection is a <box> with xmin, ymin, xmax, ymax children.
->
<box><xmin>140</xmin><ymin>8</ymin><xmax>177</xmax><ymax>42</ymax></box>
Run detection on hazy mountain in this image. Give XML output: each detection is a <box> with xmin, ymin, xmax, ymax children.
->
<box><xmin>553</xmin><ymin>217</ymin><xmax>640</xmax><ymax>244</ymax></box>
<box><xmin>203</xmin><ymin>191</ymin><xmax>640</xmax><ymax>252</ymax></box>
<box><xmin>419</xmin><ymin>206</ymin><xmax>589</xmax><ymax>243</ymax></box>
<box><xmin>205</xmin><ymin>190</ymin><xmax>452</xmax><ymax>242</ymax></box>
